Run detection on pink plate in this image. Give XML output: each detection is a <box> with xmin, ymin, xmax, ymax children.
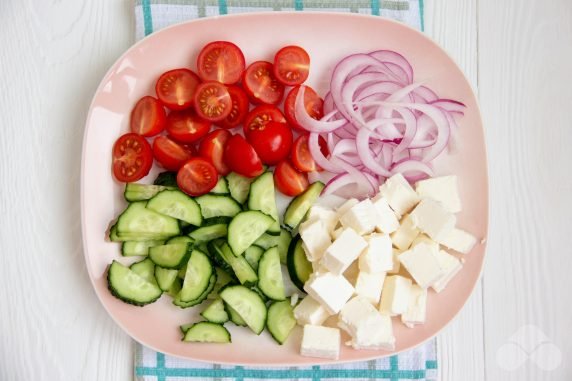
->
<box><xmin>81</xmin><ymin>12</ymin><xmax>488</xmax><ymax>366</ymax></box>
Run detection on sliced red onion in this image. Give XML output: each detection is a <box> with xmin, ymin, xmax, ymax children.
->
<box><xmin>341</xmin><ymin>73</ymin><xmax>388</xmax><ymax>125</ymax></box>
<box><xmin>295</xmin><ymin>86</ymin><xmax>347</xmax><ymax>133</ymax></box>
<box><xmin>308</xmin><ymin>133</ymin><xmax>343</xmax><ymax>173</ymax></box>
<box><xmin>429</xmin><ymin>99</ymin><xmax>466</xmax><ymax>114</ymax></box>
<box><xmin>414</xmin><ymin>86</ymin><xmax>439</xmax><ymax>102</ymax></box>
<box><xmin>392</xmin><ymin>108</ymin><xmax>417</xmax><ymax>156</ymax></box>
<box><xmin>368</xmin><ymin>50</ymin><xmax>414</xmax><ymax>83</ymax></box>
<box><xmin>391</xmin><ymin>159</ymin><xmax>434</xmax><ymax>182</ymax></box>
<box><xmin>356</xmin><ymin>127</ymin><xmax>392</xmax><ymax>177</ymax></box>
<box><xmin>356</xmin><ymin>81</ymin><xmax>403</xmax><ymax>101</ymax></box>
<box><xmin>331</xmin><ymin>139</ymin><xmax>357</xmax><ymax>155</ymax></box>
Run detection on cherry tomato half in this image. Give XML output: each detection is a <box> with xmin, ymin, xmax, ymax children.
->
<box><xmin>242</xmin><ymin>61</ymin><xmax>284</xmax><ymax>105</ymax></box>
<box><xmin>217</xmin><ymin>86</ymin><xmax>249</xmax><ymax>129</ymax></box>
<box><xmin>224</xmin><ymin>135</ymin><xmax>264</xmax><ymax>178</ymax></box>
<box><xmin>194</xmin><ymin>81</ymin><xmax>232</xmax><ymax>122</ymax></box>
<box><xmin>247</xmin><ymin>121</ymin><xmax>293</xmax><ymax>166</ymax></box>
<box><xmin>177</xmin><ymin>158</ymin><xmax>218</xmax><ymax>196</ymax></box>
<box><xmin>155</xmin><ymin>69</ymin><xmax>201</xmax><ymax>110</ymax></box>
<box><xmin>284</xmin><ymin>86</ymin><xmax>324</xmax><ymax>132</ymax></box>
<box><xmin>273</xmin><ymin>46</ymin><xmax>311</xmax><ymax>86</ymax></box>
<box><xmin>166</xmin><ymin>109</ymin><xmax>211</xmax><ymax>144</ymax></box>
<box><xmin>130</xmin><ymin>96</ymin><xmax>167</xmax><ymax>137</ymax></box>
<box><xmin>153</xmin><ymin>136</ymin><xmax>192</xmax><ymax>171</ymax></box>
<box><xmin>243</xmin><ymin>105</ymin><xmax>286</xmax><ymax>137</ymax></box>
<box><xmin>112</xmin><ymin>133</ymin><xmax>153</xmax><ymax>182</ymax></box>
<box><xmin>199</xmin><ymin>129</ymin><xmax>232</xmax><ymax>176</ymax></box>
<box><xmin>274</xmin><ymin>160</ymin><xmax>309</xmax><ymax>197</ymax></box>
<box><xmin>197</xmin><ymin>41</ymin><xmax>245</xmax><ymax>85</ymax></box>
<box><xmin>291</xmin><ymin>134</ymin><xmax>329</xmax><ymax>172</ymax></box>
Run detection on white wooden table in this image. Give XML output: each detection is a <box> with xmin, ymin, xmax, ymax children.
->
<box><xmin>1</xmin><ymin>0</ymin><xmax>571</xmax><ymax>380</ymax></box>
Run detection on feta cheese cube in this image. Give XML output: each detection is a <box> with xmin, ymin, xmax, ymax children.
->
<box><xmin>331</xmin><ymin>226</ymin><xmax>344</xmax><ymax>240</ymax></box>
<box><xmin>321</xmin><ymin>228</ymin><xmax>368</xmax><ymax>274</ymax></box>
<box><xmin>304</xmin><ymin>272</ymin><xmax>355</xmax><ymax>314</ymax></box>
<box><xmin>388</xmin><ymin>249</ymin><xmax>402</xmax><ymax>274</ymax></box>
<box><xmin>358</xmin><ymin>233</ymin><xmax>393</xmax><ymax>273</ymax></box>
<box><xmin>391</xmin><ymin>214</ymin><xmax>420</xmax><ymax>250</ymax></box>
<box><xmin>401</xmin><ymin>284</ymin><xmax>428</xmax><ymax>328</ymax></box>
<box><xmin>399</xmin><ymin>242</ymin><xmax>445</xmax><ymax>289</ymax></box>
<box><xmin>299</xmin><ymin>220</ymin><xmax>331</xmax><ymax>262</ymax></box>
<box><xmin>409</xmin><ymin>198</ymin><xmax>456</xmax><ymax>241</ymax></box>
<box><xmin>343</xmin><ymin>260</ymin><xmax>360</xmax><ymax>285</ymax></box>
<box><xmin>371</xmin><ymin>196</ymin><xmax>400</xmax><ymax>234</ymax></box>
<box><xmin>354</xmin><ymin>271</ymin><xmax>386</xmax><ymax>304</ymax></box>
<box><xmin>306</xmin><ymin>206</ymin><xmax>339</xmax><ymax>233</ymax></box>
<box><xmin>378</xmin><ymin>173</ymin><xmax>420</xmax><ymax>217</ymax></box>
<box><xmin>415</xmin><ymin>175</ymin><xmax>462</xmax><ymax>213</ymax></box>
<box><xmin>431</xmin><ymin>250</ymin><xmax>463</xmax><ymax>292</ymax></box>
<box><xmin>293</xmin><ymin>296</ymin><xmax>331</xmax><ymax>326</ymax></box>
<box><xmin>379</xmin><ymin>275</ymin><xmax>412</xmax><ymax>316</ymax></box>
<box><xmin>339</xmin><ymin>297</ymin><xmax>395</xmax><ymax>350</ymax></box>
<box><xmin>411</xmin><ymin>234</ymin><xmax>440</xmax><ymax>252</ymax></box>
<box><xmin>301</xmin><ymin>325</ymin><xmax>341</xmax><ymax>360</ymax></box>
<box><xmin>315</xmin><ymin>194</ymin><xmax>347</xmax><ymax>209</ymax></box>
<box><xmin>438</xmin><ymin>227</ymin><xmax>477</xmax><ymax>254</ymax></box>
<box><xmin>335</xmin><ymin>198</ymin><xmax>359</xmax><ymax>216</ymax></box>
<box><xmin>339</xmin><ymin>199</ymin><xmax>380</xmax><ymax>235</ymax></box>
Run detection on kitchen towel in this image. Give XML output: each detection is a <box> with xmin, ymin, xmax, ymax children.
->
<box><xmin>133</xmin><ymin>1</ymin><xmax>436</xmax><ymax>380</ymax></box>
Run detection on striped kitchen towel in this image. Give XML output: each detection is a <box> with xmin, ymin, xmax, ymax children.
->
<box><xmin>133</xmin><ymin>1</ymin><xmax>435</xmax><ymax>380</ymax></box>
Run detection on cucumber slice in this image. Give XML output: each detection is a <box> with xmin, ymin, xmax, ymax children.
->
<box><xmin>196</xmin><ymin>195</ymin><xmax>242</xmax><ymax>219</ymax></box>
<box><xmin>109</xmin><ymin>224</ymin><xmax>120</xmax><ymax>242</ymax></box>
<box><xmin>173</xmin><ymin>273</ymin><xmax>216</xmax><ymax>308</ymax></box>
<box><xmin>107</xmin><ymin>261</ymin><xmax>162</xmax><ymax>306</ymax></box>
<box><xmin>226</xmin><ymin>172</ymin><xmax>253</xmax><ymax>204</ymax></box>
<box><xmin>253</xmin><ymin>233</ymin><xmax>278</xmax><ymax>250</ymax></box>
<box><xmin>180</xmin><ymin>250</ymin><xmax>213</xmax><ymax>302</ymax></box>
<box><xmin>225</xmin><ymin>303</ymin><xmax>247</xmax><ymax>326</ymax></box>
<box><xmin>203</xmin><ymin>216</ymin><xmax>232</xmax><ymax>226</ymax></box>
<box><xmin>247</xmin><ymin>172</ymin><xmax>280</xmax><ymax>234</ymax></box>
<box><xmin>154</xmin><ymin>266</ymin><xmax>179</xmax><ymax>291</ymax></box>
<box><xmin>207</xmin><ymin>267</ymin><xmax>234</xmax><ymax>299</ymax></box>
<box><xmin>130</xmin><ymin>258</ymin><xmax>158</xmax><ymax>286</ymax></box>
<box><xmin>286</xmin><ymin>235</ymin><xmax>312</xmax><ymax>292</ymax></box>
<box><xmin>124</xmin><ymin>183</ymin><xmax>174</xmax><ymax>202</ymax></box>
<box><xmin>146</xmin><ymin>190</ymin><xmax>202</xmax><ymax>226</ymax></box>
<box><xmin>200</xmin><ymin>298</ymin><xmax>229</xmax><ymax>323</ymax></box>
<box><xmin>257</xmin><ymin>247</ymin><xmax>286</xmax><ymax>301</ymax></box>
<box><xmin>154</xmin><ymin>171</ymin><xmax>178</xmax><ymax>187</ymax></box>
<box><xmin>183</xmin><ymin>322</ymin><xmax>231</xmax><ymax>343</ymax></box>
<box><xmin>277</xmin><ymin>229</ymin><xmax>292</xmax><ymax>264</ymax></box>
<box><xmin>228</xmin><ymin>211</ymin><xmax>274</xmax><ymax>256</ymax></box>
<box><xmin>116</xmin><ymin>202</ymin><xmax>180</xmax><ymax>237</ymax></box>
<box><xmin>266</xmin><ymin>300</ymin><xmax>296</xmax><ymax>345</ymax></box>
<box><xmin>244</xmin><ymin>245</ymin><xmax>264</xmax><ymax>271</ymax></box>
<box><xmin>188</xmin><ymin>224</ymin><xmax>228</xmax><ymax>242</ymax></box>
<box><xmin>283</xmin><ymin>182</ymin><xmax>325</xmax><ymax>230</ymax></box>
<box><xmin>149</xmin><ymin>243</ymin><xmax>191</xmax><ymax>269</ymax></box>
<box><xmin>210</xmin><ymin>177</ymin><xmax>230</xmax><ymax>195</ymax></box>
<box><xmin>208</xmin><ymin>240</ymin><xmax>257</xmax><ymax>286</ymax></box>
<box><xmin>121</xmin><ymin>240</ymin><xmax>164</xmax><ymax>257</ymax></box>
<box><xmin>167</xmin><ymin>277</ymin><xmax>182</xmax><ymax>298</ymax></box>
<box><xmin>220</xmin><ymin>285</ymin><xmax>267</xmax><ymax>335</ymax></box>
<box><xmin>166</xmin><ymin>236</ymin><xmax>194</xmax><ymax>245</ymax></box>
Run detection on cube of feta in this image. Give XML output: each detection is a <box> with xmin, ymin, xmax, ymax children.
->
<box><xmin>379</xmin><ymin>275</ymin><xmax>412</xmax><ymax>316</ymax></box>
<box><xmin>343</xmin><ymin>260</ymin><xmax>361</xmax><ymax>285</ymax></box>
<box><xmin>388</xmin><ymin>249</ymin><xmax>402</xmax><ymax>274</ymax></box>
<box><xmin>371</xmin><ymin>196</ymin><xmax>400</xmax><ymax>234</ymax></box>
<box><xmin>415</xmin><ymin>175</ymin><xmax>462</xmax><ymax>213</ymax></box>
<box><xmin>299</xmin><ymin>219</ymin><xmax>331</xmax><ymax>262</ymax></box>
<box><xmin>354</xmin><ymin>271</ymin><xmax>386</xmax><ymax>304</ymax></box>
<box><xmin>304</xmin><ymin>272</ymin><xmax>355</xmax><ymax>314</ymax></box>
<box><xmin>438</xmin><ymin>227</ymin><xmax>477</xmax><ymax>254</ymax></box>
<box><xmin>409</xmin><ymin>198</ymin><xmax>456</xmax><ymax>241</ymax></box>
<box><xmin>411</xmin><ymin>234</ymin><xmax>440</xmax><ymax>252</ymax></box>
<box><xmin>378</xmin><ymin>173</ymin><xmax>420</xmax><ymax>217</ymax></box>
<box><xmin>401</xmin><ymin>284</ymin><xmax>428</xmax><ymax>328</ymax></box>
<box><xmin>301</xmin><ymin>325</ymin><xmax>341</xmax><ymax>360</ymax></box>
<box><xmin>336</xmin><ymin>198</ymin><xmax>359</xmax><ymax>216</ymax></box>
<box><xmin>293</xmin><ymin>296</ymin><xmax>331</xmax><ymax>326</ymax></box>
<box><xmin>391</xmin><ymin>214</ymin><xmax>420</xmax><ymax>250</ymax></box>
<box><xmin>305</xmin><ymin>206</ymin><xmax>339</xmax><ymax>233</ymax></box>
<box><xmin>358</xmin><ymin>233</ymin><xmax>393</xmax><ymax>273</ymax></box>
<box><xmin>331</xmin><ymin>226</ymin><xmax>344</xmax><ymax>240</ymax></box>
<box><xmin>431</xmin><ymin>250</ymin><xmax>463</xmax><ymax>292</ymax></box>
<box><xmin>399</xmin><ymin>242</ymin><xmax>445</xmax><ymax>289</ymax></box>
<box><xmin>321</xmin><ymin>228</ymin><xmax>368</xmax><ymax>274</ymax></box>
<box><xmin>315</xmin><ymin>194</ymin><xmax>347</xmax><ymax>209</ymax></box>
<box><xmin>339</xmin><ymin>199</ymin><xmax>380</xmax><ymax>235</ymax></box>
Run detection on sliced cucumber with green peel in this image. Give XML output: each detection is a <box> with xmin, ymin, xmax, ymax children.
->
<box><xmin>180</xmin><ymin>250</ymin><xmax>214</xmax><ymax>302</ymax></box>
<box><xmin>266</xmin><ymin>300</ymin><xmax>296</xmax><ymax>345</ymax></box>
<box><xmin>247</xmin><ymin>172</ymin><xmax>280</xmax><ymax>235</ymax></box>
<box><xmin>202</xmin><ymin>216</ymin><xmax>232</xmax><ymax>226</ymax></box>
<box><xmin>173</xmin><ymin>274</ymin><xmax>216</xmax><ymax>308</ymax></box>
<box><xmin>200</xmin><ymin>298</ymin><xmax>229</xmax><ymax>323</ymax></box>
<box><xmin>154</xmin><ymin>266</ymin><xmax>179</xmax><ymax>291</ymax></box>
<box><xmin>210</xmin><ymin>177</ymin><xmax>230</xmax><ymax>195</ymax></box>
<box><xmin>167</xmin><ymin>277</ymin><xmax>182</xmax><ymax>298</ymax></box>
<box><xmin>226</xmin><ymin>172</ymin><xmax>253</xmax><ymax>204</ymax></box>
<box><xmin>188</xmin><ymin>224</ymin><xmax>228</xmax><ymax>242</ymax></box>
<box><xmin>146</xmin><ymin>190</ymin><xmax>202</xmax><ymax>226</ymax></box>
<box><xmin>124</xmin><ymin>183</ymin><xmax>174</xmax><ymax>202</ymax></box>
<box><xmin>253</xmin><ymin>233</ymin><xmax>278</xmax><ymax>250</ymax></box>
<box><xmin>166</xmin><ymin>236</ymin><xmax>194</xmax><ymax>245</ymax></box>
<box><xmin>183</xmin><ymin>322</ymin><xmax>231</xmax><ymax>343</ymax></box>
<box><xmin>116</xmin><ymin>202</ymin><xmax>180</xmax><ymax>237</ymax></box>
<box><xmin>149</xmin><ymin>243</ymin><xmax>191</xmax><ymax>269</ymax></box>
<box><xmin>196</xmin><ymin>195</ymin><xmax>242</xmax><ymax>219</ymax></box>
<box><xmin>208</xmin><ymin>240</ymin><xmax>257</xmax><ymax>286</ymax></box>
<box><xmin>225</xmin><ymin>303</ymin><xmax>247</xmax><ymax>326</ymax></box>
<box><xmin>257</xmin><ymin>247</ymin><xmax>286</xmax><ymax>301</ymax></box>
<box><xmin>228</xmin><ymin>211</ymin><xmax>274</xmax><ymax>256</ymax></box>
<box><xmin>109</xmin><ymin>224</ymin><xmax>120</xmax><ymax>242</ymax></box>
<box><xmin>283</xmin><ymin>182</ymin><xmax>325</xmax><ymax>230</ymax></box>
<box><xmin>207</xmin><ymin>267</ymin><xmax>234</xmax><ymax>299</ymax></box>
<box><xmin>121</xmin><ymin>240</ymin><xmax>164</xmax><ymax>257</ymax></box>
<box><xmin>107</xmin><ymin>261</ymin><xmax>162</xmax><ymax>306</ymax></box>
<box><xmin>129</xmin><ymin>258</ymin><xmax>158</xmax><ymax>286</ymax></box>
<box><xmin>220</xmin><ymin>285</ymin><xmax>267</xmax><ymax>335</ymax></box>
<box><xmin>277</xmin><ymin>229</ymin><xmax>292</xmax><ymax>264</ymax></box>
<box><xmin>244</xmin><ymin>245</ymin><xmax>264</xmax><ymax>271</ymax></box>
<box><xmin>287</xmin><ymin>235</ymin><xmax>313</xmax><ymax>292</ymax></box>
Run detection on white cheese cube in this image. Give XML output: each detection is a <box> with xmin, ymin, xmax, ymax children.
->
<box><xmin>293</xmin><ymin>296</ymin><xmax>331</xmax><ymax>326</ymax></box>
<box><xmin>299</xmin><ymin>220</ymin><xmax>331</xmax><ymax>262</ymax></box>
<box><xmin>378</xmin><ymin>173</ymin><xmax>420</xmax><ymax>217</ymax></box>
<box><xmin>358</xmin><ymin>233</ymin><xmax>393</xmax><ymax>273</ymax></box>
<box><xmin>391</xmin><ymin>215</ymin><xmax>420</xmax><ymax>250</ymax></box>
<box><xmin>304</xmin><ymin>272</ymin><xmax>355</xmax><ymax>314</ymax></box>
<box><xmin>316</xmin><ymin>194</ymin><xmax>347</xmax><ymax>209</ymax></box>
<box><xmin>438</xmin><ymin>227</ymin><xmax>477</xmax><ymax>254</ymax></box>
<box><xmin>401</xmin><ymin>284</ymin><xmax>428</xmax><ymax>328</ymax></box>
<box><xmin>371</xmin><ymin>196</ymin><xmax>400</xmax><ymax>234</ymax></box>
<box><xmin>388</xmin><ymin>249</ymin><xmax>402</xmax><ymax>274</ymax></box>
<box><xmin>305</xmin><ymin>206</ymin><xmax>339</xmax><ymax>233</ymax></box>
<box><xmin>399</xmin><ymin>242</ymin><xmax>445</xmax><ymax>289</ymax></box>
<box><xmin>411</xmin><ymin>234</ymin><xmax>440</xmax><ymax>252</ymax></box>
<box><xmin>339</xmin><ymin>199</ymin><xmax>380</xmax><ymax>235</ymax></box>
<box><xmin>339</xmin><ymin>297</ymin><xmax>395</xmax><ymax>350</ymax></box>
<box><xmin>415</xmin><ymin>175</ymin><xmax>462</xmax><ymax>213</ymax></box>
<box><xmin>336</xmin><ymin>198</ymin><xmax>359</xmax><ymax>216</ymax></box>
<box><xmin>409</xmin><ymin>198</ymin><xmax>456</xmax><ymax>241</ymax></box>
<box><xmin>301</xmin><ymin>325</ymin><xmax>341</xmax><ymax>360</ymax></box>
<box><xmin>343</xmin><ymin>260</ymin><xmax>360</xmax><ymax>285</ymax></box>
<box><xmin>354</xmin><ymin>271</ymin><xmax>386</xmax><ymax>304</ymax></box>
<box><xmin>431</xmin><ymin>250</ymin><xmax>463</xmax><ymax>292</ymax></box>
<box><xmin>379</xmin><ymin>275</ymin><xmax>412</xmax><ymax>316</ymax></box>
<box><xmin>321</xmin><ymin>228</ymin><xmax>368</xmax><ymax>274</ymax></box>
<box><xmin>331</xmin><ymin>226</ymin><xmax>344</xmax><ymax>240</ymax></box>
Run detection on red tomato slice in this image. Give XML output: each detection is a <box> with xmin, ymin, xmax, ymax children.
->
<box><xmin>194</xmin><ymin>81</ymin><xmax>232</xmax><ymax>122</ymax></box>
<box><xmin>177</xmin><ymin>158</ymin><xmax>219</xmax><ymax>196</ymax></box>
<box><xmin>274</xmin><ymin>160</ymin><xmax>309</xmax><ymax>197</ymax></box>
<box><xmin>247</xmin><ymin>121</ymin><xmax>293</xmax><ymax>166</ymax></box>
<box><xmin>284</xmin><ymin>86</ymin><xmax>324</xmax><ymax>132</ymax></box>
<box><xmin>155</xmin><ymin>69</ymin><xmax>201</xmax><ymax>110</ymax></box>
<box><xmin>197</xmin><ymin>41</ymin><xmax>245</xmax><ymax>85</ymax></box>
<box><xmin>242</xmin><ymin>61</ymin><xmax>285</xmax><ymax>105</ymax></box>
<box><xmin>273</xmin><ymin>46</ymin><xmax>310</xmax><ymax>86</ymax></box>
<box><xmin>223</xmin><ymin>135</ymin><xmax>264</xmax><ymax>178</ymax></box>
<box><xmin>291</xmin><ymin>134</ymin><xmax>329</xmax><ymax>172</ymax></box>
<box><xmin>217</xmin><ymin>86</ymin><xmax>249</xmax><ymax>129</ymax></box>
<box><xmin>166</xmin><ymin>109</ymin><xmax>211</xmax><ymax>144</ymax></box>
<box><xmin>112</xmin><ymin>133</ymin><xmax>153</xmax><ymax>182</ymax></box>
<box><xmin>153</xmin><ymin>136</ymin><xmax>193</xmax><ymax>171</ymax></box>
<box><xmin>130</xmin><ymin>96</ymin><xmax>167</xmax><ymax>137</ymax></box>
<box><xmin>243</xmin><ymin>105</ymin><xmax>286</xmax><ymax>136</ymax></box>
<box><xmin>199</xmin><ymin>129</ymin><xmax>232</xmax><ymax>176</ymax></box>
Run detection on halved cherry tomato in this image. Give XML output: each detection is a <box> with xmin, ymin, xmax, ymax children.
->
<box><xmin>199</xmin><ymin>129</ymin><xmax>232</xmax><ymax>176</ymax></box>
<box><xmin>197</xmin><ymin>41</ymin><xmax>245</xmax><ymax>85</ymax></box>
<box><xmin>177</xmin><ymin>158</ymin><xmax>218</xmax><ymax>196</ymax></box>
<box><xmin>247</xmin><ymin>121</ymin><xmax>293</xmax><ymax>166</ymax></box>
<box><xmin>284</xmin><ymin>86</ymin><xmax>324</xmax><ymax>131</ymax></box>
<box><xmin>223</xmin><ymin>135</ymin><xmax>264</xmax><ymax>178</ymax></box>
<box><xmin>166</xmin><ymin>109</ymin><xmax>211</xmax><ymax>144</ymax></box>
<box><xmin>274</xmin><ymin>160</ymin><xmax>309</xmax><ymax>197</ymax></box>
<box><xmin>291</xmin><ymin>134</ymin><xmax>329</xmax><ymax>172</ymax></box>
<box><xmin>130</xmin><ymin>96</ymin><xmax>167</xmax><ymax>137</ymax></box>
<box><xmin>155</xmin><ymin>69</ymin><xmax>201</xmax><ymax>110</ymax></box>
<box><xmin>273</xmin><ymin>46</ymin><xmax>310</xmax><ymax>86</ymax></box>
<box><xmin>217</xmin><ymin>86</ymin><xmax>249</xmax><ymax>129</ymax></box>
<box><xmin>243</xmin><ymin>105</ymin><xmax>286</xmax><ymax>136</ymax></box>
<box><xmin>112</xmin><ymin>133</ymin><xmax>153</xmax><ymax>182</ymax></box>
<box><xmin>242</xmin><ymin>61</ymin><xmax>284</xmax><ymax>105</ymax></box>
<box><xmin>153</xmin><ymin>136</ymin><xmax>192</xmax><ymax>171</ymax></box>
<box><xmin>194</xmin><ymin>81</ymin><xmax>232</xmax><ymax>122</ymax></box>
